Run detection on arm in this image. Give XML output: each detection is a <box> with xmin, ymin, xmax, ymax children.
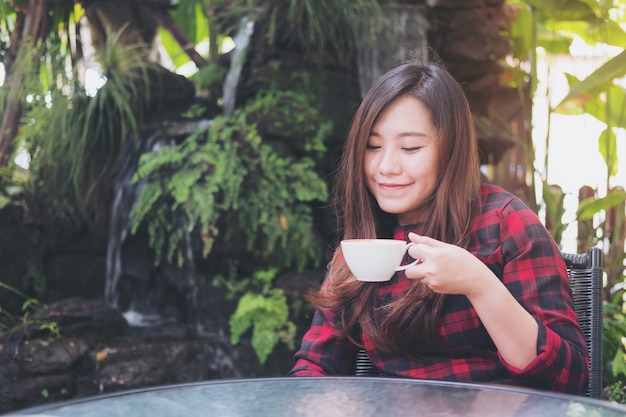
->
<box><xmin>495</xmin><ymin>202</ymin><xmax>588</xmax><ymax>393</ymax></box>
<box><xmin>289</xmin><ymin>307</ymin><xmax>359</xmax><ymax>376</ymax></box>
<box><xmin>405</xmin><ymin>199</ymin><xmax>588</xmax><ymax>393</ymax></box>
<box><xmin>405</xmin><ymin>231</ymin><xmax>539</xmax><ymax>368</ymax></box>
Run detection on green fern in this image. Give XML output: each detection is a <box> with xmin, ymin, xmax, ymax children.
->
<box><xmin>130</xmin><ymin>88</ymin><xmax>328</xmax><ymax>271</ymax></box>
<box><xmin>130</xmin><ymin>82</ymin><xmax>329</xmax><ymax>362</ymax></box>
<box><xmin>229</xmin><ymin>287</ymin><xmax>295</xmax><ymax>365</ymax></box>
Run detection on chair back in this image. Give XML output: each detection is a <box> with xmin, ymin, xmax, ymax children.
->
<box><xmin>563</xmin><ymin>247</ymin><xmax>603</xmax><ymax>399</ymax></box>
<box><xmin>352</xmin><ymin>247</ymin><xmax>604</xmax><ymax>399</ymax></box>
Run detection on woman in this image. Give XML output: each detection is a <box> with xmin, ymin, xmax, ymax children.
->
<box><xmin>289</xmin><ymin>60</ymin><xmax>589</xmax><ymax>394</ymax></box>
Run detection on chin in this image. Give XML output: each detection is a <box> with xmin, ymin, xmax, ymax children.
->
<box><xmin>379</xmin><ymin>206</ymin><xmax>408</xmax><ymax>217</ymax></box>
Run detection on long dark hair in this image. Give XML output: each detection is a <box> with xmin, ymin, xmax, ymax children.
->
<box><xmin>308</xmin><ymin>60</ymin><xmax>481</xmax><ymax>358</ymax></box>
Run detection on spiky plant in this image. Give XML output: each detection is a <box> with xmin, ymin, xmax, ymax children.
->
<box><xmin>19</xmin><ymin>29</ymin><xmax>163</xmax><ymax>227</ymax></box>
<box><xmin>206</xmin><ymin>0</ymin><xmax>381</xmax><ymax>67</ymax></box>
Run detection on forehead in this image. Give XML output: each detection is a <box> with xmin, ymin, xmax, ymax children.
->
<box><xmin>372</xmin><ymin>95</ymin><xmax>435</xmax><ymax>135</ymax></box>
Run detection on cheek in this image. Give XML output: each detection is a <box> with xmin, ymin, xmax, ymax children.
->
<box><xmin>424</xmin><ymin>166</ymin><xmax>440</xmax><ymax>193</ymax></box>
<box><xmin>363</xmin><ymin>155</ymin><xmax>376</xmax><ymax>177</ymax></box>
<box><xmin>419</xmin><ymin>152</ymin><xmax>439</xmax><ymax>180</ymax></box>
<box><xmin>408</xmin><ymin>158</ymin><xmax>438</xmax><ymax>187</ymax></box>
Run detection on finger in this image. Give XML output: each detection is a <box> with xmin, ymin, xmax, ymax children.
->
<box><xmin>407</xmin><ymin>232</ymin><xmax>444</xmax><ymax>247</ymax></box>
<box><xmin>406</xmin><ymin>233</ymin><xmax>436</xmax><ymax>261</ymax></box>
<box><xmin>404</xmin><ymin>263</ymin><xmax>425</xmax><ymax>280</ymax></box>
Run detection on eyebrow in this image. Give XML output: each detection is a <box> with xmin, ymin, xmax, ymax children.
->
<box><xmin>369</xmin><ymin>130</ymin><xmax>430</xmax><ymax>138</ymax></box>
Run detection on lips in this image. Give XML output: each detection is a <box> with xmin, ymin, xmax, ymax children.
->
<box><xmin>377</xmin><ymin>182</ymin><xmax>408</xmax><ymax>191</ymax></box>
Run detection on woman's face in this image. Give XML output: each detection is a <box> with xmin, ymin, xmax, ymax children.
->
<box><xmin>364</xmin><ymin>95</ymin><xmax>439</xmax><ymax>225</ymax></box>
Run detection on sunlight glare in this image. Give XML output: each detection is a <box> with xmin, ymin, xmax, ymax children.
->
<box><xmin>221</xmin><ymin>38</ymin><xmax>235</xmax><ymax>54</ymax></box>
<box><xmin>85</xmin><ymin>68</ymin><xmax>106</xmax><ymax>97</ymax></box>
<box><xmin>534</xmin><ymin>37</ymin><xmax>626</xmax><ymax>252</ymax></box>
<box><xmin>14</xmin><ymin>147</ymin><xmax>30</xmax><ymax>170</ymax></box>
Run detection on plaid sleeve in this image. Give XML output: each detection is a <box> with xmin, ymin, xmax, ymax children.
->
<box><xmin>288</xmin><ymin>307</ymin><xmax>358</xmax><ymax>376</ymax></box>
<box><xmin>490</xmin><ymin>196</ymin><xmax>589</xmax><ymax>394</ymax></box>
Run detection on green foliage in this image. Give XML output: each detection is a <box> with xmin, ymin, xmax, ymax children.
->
<box><xmin>542</xmin><ymin>182</ymin><xmax>567</xmax><ymax>244</ymax></box>
<box><xmin>555</xmin><ymin>53</ymin><xmax>626</xmax><ymax>180</ymax></box>
<box><xmin>229</xmin><ymin>268</ymin><xmax>296</xmax><ymax>364</ymax></box>
<box><xmin>15</xmin><ymin>32</ymin><xmax>163</xmax><ymax>226</ymax></box>
<box><xmin>556</xmin><ymin>49</ymin><xmax>626</xmax><ymax>111</ymax></box>
<box><xmin>0</xmin><ymin>281</ymin><xmax>31</xmax><ymax>331</ymax></box>
<box><xmin>509</xmin><ymin>0</ymin><xmax>626</xmax><ymax>174</ymax></box>
<box><xmin>37</xmin><ymin>320</ymin><xmax>60</xmax><ymax>339</ymax></box>
<box><xmin>606</xmin><ymin>380</ymin><xmax>626</xmax><ymax>404</ymax></box>
<box><xmin>246</xmin><ymin>70</ymin><xmax>331</xmax><ymax>154</ymax></box>
<box><xmin>130</xmin><ymin>87</ymin><xmax>328</xmax><ymax>271</ymax></box>
<box><xmin>206</xmin><ymin>0</ymin><xmax>380</xmax><ymax>66</ymax></box>
<box><xmin>22</xmin><ymin>260</ymin><xmax>45</xmax><ymax>296</ymax></box>
<box><xmin>0</xmin><ymin>281</ymin><xmax>59</xmax><ymax>339</ymax></box>
<box><xmin>603</xmin><ymin>296</ymin><xmax>626</xmax><ymax>402</ymax></box>
<box><xmin>0</xmin><ymin>165</ymin><xmax>25</xmax><ymax>210</ymax></box>
<box><xmin>191</xmin><ymin>64</ymin><xmax>228</xmax><ymax>90</ymax></box>
<box><xmin>577</xmin><ymin>189</ymin><xmax>626</xmax><ymax>221</ymax></box>
<box><xmin>130</xmin><ymin>78</ymin><xmax>329</xmax><ymax>362</ymax></box>
<box><xmin>506</xmin><ymin>3</ymin><xmax>626</xmax><ymax>398</ymax></box>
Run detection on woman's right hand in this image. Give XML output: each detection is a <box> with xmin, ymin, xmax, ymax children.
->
<box><xmin>404</xmin><ymin>232</ymin><xmax>498</xmax><ymax>298</ymax></box>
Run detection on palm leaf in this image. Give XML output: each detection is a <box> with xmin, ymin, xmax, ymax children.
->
<box><xmin>555</xmin><ymin>49</ymin><xmax>626</xmax><ymax>110</ymax></box>
<box><xmin>577</xmin><ymin>189</ymin><xmax>626</xmax><ymax>220</ymax></box>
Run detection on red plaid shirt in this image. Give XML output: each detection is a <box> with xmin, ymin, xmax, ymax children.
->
<box><xmin>290</xmin><ymin>184</ymin><xmax>589</xmax><ymax>395</ymax></box>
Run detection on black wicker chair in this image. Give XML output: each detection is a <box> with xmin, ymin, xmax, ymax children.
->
<box><xmin>563</xmin><ymin>247</ymin><xmax>603</xmax><ymax>398</ymax></box>
<box><xmin>353</xmin><ymin>247</ymin><xmax>604</xmax><ymax>399</ymax></box>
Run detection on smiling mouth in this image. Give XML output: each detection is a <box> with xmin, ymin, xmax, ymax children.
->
<box><xmin>379</xmin><ymin>182</ymin><xmax>406</xmax><ymax>188</ymax></box>
<box><xmin>378</xmin><ymin>183</ymin><xmax>407</xmax><ymax>193</ymax></box>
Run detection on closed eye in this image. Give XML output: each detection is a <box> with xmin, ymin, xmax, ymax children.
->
<box><xmin>366</xmin><ymin>144</ymin><xmax>381</xmax><ymax>150</ymax></box>
<box><xmin>402</xmin><ymin>147</ymin><xmax>422</xmax><ymax>152</ymax></box>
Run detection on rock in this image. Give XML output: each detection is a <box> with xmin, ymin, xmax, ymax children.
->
<box><xmin>0</xmin><ymin>297</ymin><xmax>257</xmax><ymax>414</ymax></box>
<box><xmin>21</xmin><ymin>338</ymin><xmax>89</xmax><ymax>374</ymax></box>
<box><xmin>1</xmin><ymin>374</ymin><xmax>75</xmax><ymax>410</ymax></box>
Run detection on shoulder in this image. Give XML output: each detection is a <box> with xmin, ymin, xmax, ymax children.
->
<box><xmin>472</xmin><ymin>184</ymin><xmax>560</xmax><ymax>270</ymax></box>
<box><xmin>480</xmin><ymin>183</ymin><xmax>523</xmax><ymax>207</ymax></box>
<box><xmin>473</xmin><ymin>183</ymin><xmax>548</xmax><ymax>242</ymax></box>
<box><xmin>478</xmin><ymin>183</ymin><xmax>535</xmax><ymax>217</ymax></box>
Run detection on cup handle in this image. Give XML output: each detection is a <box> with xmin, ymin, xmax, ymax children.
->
<box><xmin>395</xmin><ymin>242</ymin><xmax>419</xmax><ymax>271</ymax></box>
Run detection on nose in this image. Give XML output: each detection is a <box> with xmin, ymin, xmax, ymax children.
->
<box><xmin>378</xmin><ymin>148</ymin><xmax>401</xmax><ymax>175</ymax></box>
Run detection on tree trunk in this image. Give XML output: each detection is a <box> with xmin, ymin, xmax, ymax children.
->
<box><xmin>0</xmin><ymin>0</ymin><xmax>48</xmax><ymax>168</ymax></box>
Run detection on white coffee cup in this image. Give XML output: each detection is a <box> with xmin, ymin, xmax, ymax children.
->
<box><xmin>340</xmin><ymin>239</ymin><xmax>419</xmax><ymax>282</ymax></box>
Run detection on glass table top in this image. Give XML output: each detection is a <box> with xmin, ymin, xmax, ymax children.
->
<box><xmin>5</xmin><ymin>376</ymin><xmax>626</xmax><ymax>417</ymax></box>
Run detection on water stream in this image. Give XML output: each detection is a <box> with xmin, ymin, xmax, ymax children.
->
<box><xmin>104</xmin><ymin>131</ymin><xmax>163</xmax><ymax>311</ymax></box>
<box><xmin>104</xmin><ymin>19</ymin><xmax>256</xmax><ymax>326</ymax></box>
<box><xmin>223</xmin><ymin>17</ymin><xmax>255</xmax><ymax>116</ymax></box>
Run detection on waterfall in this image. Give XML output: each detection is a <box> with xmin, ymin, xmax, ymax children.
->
<box><xmin>222</xmin><ymin>17</ymin><xmax>255</xmax><ymax>116</ymax></box>
<box><xmin>105</xmin><ymin>131</ymin><xmax>162</xmax><ymax>311</ymax></box>
<box><xmin>104</xmin><ymin>120</ymin><xmax>212</xmax><ymax>326</ymax></box>
<box><xmin>104</xmin><ymin>16</ymin><xmax>255</xmax><ymax>326</ymax></box>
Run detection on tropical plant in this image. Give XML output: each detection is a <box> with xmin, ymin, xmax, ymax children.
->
<box><xmin>19</xmin><ymin>39</ymin><xmax>165</xmax><ymax>226</ymax></box>
<box><xmin>128</xmin><ymin>73</ymin><xmax>330</xmax><ymax>361</ymax></box>
<box><xmin>506</xmin><ymin>0</ymin><xmax>626</xmax><ymax>399</ymax></box>
<box><xmin>603</xmin><ymin>283</ymin><xmax>626</xmax><ymax>401</ymax></box>
<box><xmin>228</xmin><ymin>268</ymin><xmax>296</xmax><ymax>365</ymax></box>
